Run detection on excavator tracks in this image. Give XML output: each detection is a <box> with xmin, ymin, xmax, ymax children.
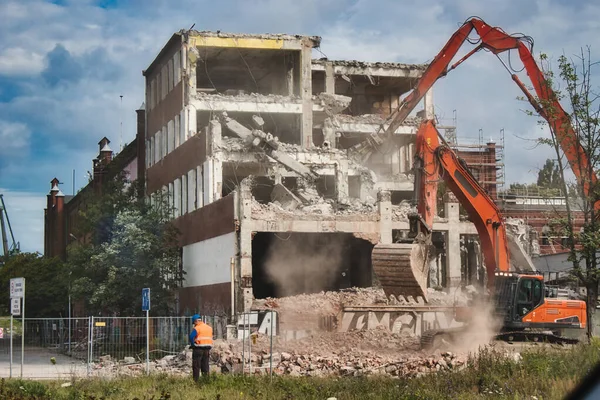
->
<box><xmin>372</xmin><ymin>242</ymin><xmax>434</xmax><ymax>300</ymax></box>
<box><xmin>420</xmin><ymin>328</ymin><xmax>580</xmax><ymax>350</ymax></box>
<box><xmin>494</xmin><ymin>331</ymin><xmax>580</xmax><ymax>345</ymax></box>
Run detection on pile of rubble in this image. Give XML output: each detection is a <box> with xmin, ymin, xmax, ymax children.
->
<box><xmin>253</xmin><ymin>286</ymin><xmax>473</xmax><ymax>315</ymax></box>
<box><xmin>253</xmin><ymin>287</ymin><xmax>388</xmax><ymax>317</ymax></box>
<box><xmin>88</xmin><ymin>332</ymin><xmax>468</xmax><ymax>379</ymax></box>
<box><xmin>215</xmin><ymin>346</ymin><xmax>468</xmax><ymax>378</ymax></box>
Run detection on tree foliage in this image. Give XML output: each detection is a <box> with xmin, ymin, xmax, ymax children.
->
<box><xmin>0</xmin><ymin>253</ymin><xmax>69</xmax><ymax>317</ymax></box>
<box><xmin>537</xmin><ymin>158</ymin><xmax>564</xmax><ymax>190</ymax></box>
<box><xmin>529</xmin><ymin>48</ymin><xmax>600</xmax><ymax>340</ymax></box>
<box><xmin>68</xmin><ymin>173</ymin><xmax>183</xmax><ymax>316</ymax></box>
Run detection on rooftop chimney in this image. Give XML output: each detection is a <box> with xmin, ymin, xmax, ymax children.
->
<box><xmin>98</xmin><ymin>137</ymin><xmax>113</xmax><ymax>164</ymax></box>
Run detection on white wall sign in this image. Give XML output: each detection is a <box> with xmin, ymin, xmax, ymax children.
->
<box><xmin>10</xmin><ymin>278</ymin><xmax>24</xmax><ymax>299</ymax></box>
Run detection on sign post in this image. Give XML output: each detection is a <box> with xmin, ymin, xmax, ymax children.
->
<box><xmin>10</xmin><ymin>278</ymin><xmax>24</xmax><ymax>378</ymax></box>
<box><xmin>10</xmin><ymin>297</ymin><xmax>21</xmax><ymax>378</ymax></box>
<box><xmin>142</xmin><ymin>288</ymin><xmax>150</xmax><ymax>375</ymax></box>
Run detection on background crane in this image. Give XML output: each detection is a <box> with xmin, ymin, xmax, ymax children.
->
<box><xmin>0</xmin><ymin>194</ymin><xmax>20</xmax><ymax>263</ymax></box>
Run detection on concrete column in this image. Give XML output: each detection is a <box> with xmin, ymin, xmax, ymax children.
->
<box><xmin>196</xmin><ymin>165</ymin><xmax>204</xmax><ymax>209</ymax></box>
<box><xmin>300</xmin><ymin>39</ymin><xmax>313</xmax><ymax>149</ymax></box>
<box><xmin>213</xmin><ymin>159</ymin><xmax>223</xmax><ymax>201</ymax></box>
<box><xmin>202</xmin><ymin>161</ymin><xmax>211</xmax><ymax>206</ymax></box>
<box><xmin>239</xmin><ymin>182</ymin><xmax>254</xmax><ymax>312</ymax></box>
<box><xmin>391</xmin><ymin>148</ymin><xmax>400</xmax><ymax>175</ymax></box>
<box><xmin>185</xmin><ymin>105</ymin><xmax>197</xmax><ymax>142</ymax></box>
<box><xmin>444</xmin><ymin>193</ymin><xmax>462</xmax><ymax>287</ymax></box>
<box><xmin>186</xmin><ymin>46</ymin><xmax>197</xmax><ymax>96</ymax></box>
<box><xmin>359</xmin><ymin>175</ymin><xmax>371</xmax><ymax>202</ymax></box>
<box><xmin>325</xmin><ymin>62</ymin><xmax>335</xmax><ymax>94</ymax></box>
<box><xmin>424</xmin><ymin>89</ymin><xmax>434</xmax><ymax>119</ymax></box>
<box><xmin>378</xmin><ymin>190</ymin><xmax>392</xmax><ymax>244</ymax></box>
<box><xmin>286</xmin><ymin>60</ymin><xmax>295</xmax><ymax>96</ymax></box>
<box><xmin>207</xmin><ymin>119</ymin><xmax>221</xmax><ymax>156</ymax></box>
<box><xmin>323</xmin><ymin>118</ymin><xmax>336</xmax><ymax>148</ymax></box>
<box><xmin>398</xmin><ymin>144</ymin><xmax>407</xmax><ymax>174</ymax></box>
<box><xmin>336</xmin><ymin>159</ymin><xmax>349</xmax><ymax>201</ymax></box>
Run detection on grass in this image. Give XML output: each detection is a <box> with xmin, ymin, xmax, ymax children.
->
<box><xmin>0</xmin><ymin>340</ymin><xmax>598</xmax><ymax>400</ymax></box>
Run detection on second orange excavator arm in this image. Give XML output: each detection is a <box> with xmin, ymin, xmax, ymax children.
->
<box><xmin>360</xmin><ymin>16</ymin><xmax>599</xmax><ymax>212</ymax></box>
<box><xmin>414</xmin><ymin>120</ymin><xmax>510</xmax><ymax>287</ymax></box>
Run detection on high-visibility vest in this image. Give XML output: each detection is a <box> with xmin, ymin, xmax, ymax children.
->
<box><xmin>193</xmin><ymin>322</ymin><xmax>213</xmax><ymax>348</ymax></box>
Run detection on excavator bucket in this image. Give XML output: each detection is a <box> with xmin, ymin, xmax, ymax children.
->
<box><xmin>371</xmin><ymin>242</ymin><xmax>434</xmax><ymax>301</ymax></box>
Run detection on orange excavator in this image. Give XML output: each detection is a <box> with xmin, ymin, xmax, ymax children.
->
<box><xmin>364</xmin><ymin>17</ymin><xmax>595</xmax><ymax>346</ymax></box>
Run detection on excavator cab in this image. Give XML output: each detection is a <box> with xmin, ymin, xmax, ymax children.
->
<box><xmin>492</xmin><ymin>271</ymin><xmax>586</xmax><ymax>342</ymax></box>
<box><xmin>493</xmin><ymin>272</ymin><xmax>545</xmax><ymax>328</ymax></box>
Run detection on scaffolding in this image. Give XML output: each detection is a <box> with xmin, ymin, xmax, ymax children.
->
<box><xmin>435</xmin><ymin>112</ymin><xmax>505</xmax><ymax>196</ymax></box>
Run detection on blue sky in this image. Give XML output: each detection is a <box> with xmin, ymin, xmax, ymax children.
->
<box><xmin>1</xmin><ymin>0</ymin><xmax>599</xmax><ymax>253</ymax></box>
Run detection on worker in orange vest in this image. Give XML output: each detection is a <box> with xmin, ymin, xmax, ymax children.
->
<box><xmin>188</xmin><ymin>314</ymin><xmax>213</xmax><ymax>381</ymax></box>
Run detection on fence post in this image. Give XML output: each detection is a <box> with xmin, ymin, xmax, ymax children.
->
<box><xmin>269</xmin><ymin>311</ymin><xmax>273</xmax><ymax>380</ymax></box>
<box><xmin>87</xmin><ymin>316</ymin><xmax>91</xmax><ymax>376</ymax></box>
<box><xmin>145</xmin><ymin>312</ymin><xmax>150</xmax><ymax>375</ymax></box>
<box><xmin>20</xmin><ymin>291</ymin><xmax>25</xmax><ymax>378</ymax></box>
<box><xmin>9</xmin><ymin>315</ymin><xmax>13</xmax><ymax>378</ymax></box>
<box><xmin>90</xmin><ymin>316</ymin><xmax>94</xmax><ymax>368</ymax></box>
<box><xmin>248</xmin><ymin>312</ymin><xmax>252</xmax><ymax>375</ymax></box>
<box><xmin>242</xmin><ymin>313</ymin><xmax>245</xmax><ymax>376</ymax></box>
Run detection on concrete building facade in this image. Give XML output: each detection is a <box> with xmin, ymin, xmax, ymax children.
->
<box><xmin>141</xmin><ymin>26</ymin><xmax>534</xmax><ymax>317</ymax></box>
<box><xmin>141</xmin><ymin>30</ymin><xmax>466</xmax><ymax>316</ymax></box>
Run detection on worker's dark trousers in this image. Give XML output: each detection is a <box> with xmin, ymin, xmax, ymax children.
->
<box><xmin>192</xmin><ymin>347</ymin><xmax>211</xmax><ymax>381</ymax></box>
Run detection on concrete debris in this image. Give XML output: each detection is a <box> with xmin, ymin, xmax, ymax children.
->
<box><xmin>213</xmin><ymin>332</ymin><xmax>467</xmax><ymax>378</ymax></box>
<box><xmin>391</xmin><ymin>200</ymin><xmax>414</xmax><ymax>220</ymax></box>
<box><xmin>86</xmin><ymin>337</ymin><xmax>468</xmax><ymax>379</ymax></box>
<box><xmin>312</xmin><ymin>58</ymin><xmax>428</xmax><ymax>71</ymax></box>
<box><xmin>254</xmin><ymin>287</ymin><xmax>388</xmax><ymax>317</ymax></box>
<box><xmin>251</xmin><ymin>199</ymin><xmax>378</xmax><ymax>220</ymax></box>
<box><xmin>333</xmin><ymin>114</ymin><xmax>422</xmax><ymax>126</ymax></box>
<box><xmin>187</xmin><ymin>30</ymin><xmax>321</xmax><ymax>45</ymax></box>
<box><xmin>505</xmin><ymin>218</ymin><xmax>537</xmax><ymax>272</ymax></box>
<box><xmin>252</xmin><ymin>286</ymin><xmax>469</xmax><ymax>319</ymax></box>
<box><xmin>426</xmin><ymin>287</ymin><xmax>471</xmax><ymax>307</ymax></box>
<box><xmin>314</xmin><ymin>93</ymin><xmax>352</xmax><ymax>116</ymax></box>
<box><xmin>271</xmin><ymin>184</ymin><xmax>303</xmax><ymax>210</ymax></box>
<box><xmin>195</xmin><ymin>91</ymin><xmax>301</xmax><ymax>104</ymax></box>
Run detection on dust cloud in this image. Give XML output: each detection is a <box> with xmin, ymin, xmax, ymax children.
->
<box><xmin>451</xmin><ymin>300</ymin><xmax>503</xmax><ymax>354</ymax></box>
<box><xmin>263</xmin><ymin>234</ymin><xmax>346</xmax><ymax>297</ymax></box>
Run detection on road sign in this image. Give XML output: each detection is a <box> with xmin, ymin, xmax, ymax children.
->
<box><xmin>142</xmin><ymin>288</ymin><xmax>150</xmax><ymax>311</ymax></box>
<box><xmin>10</xmin><ymin>278</ymin><xmax>24</xmax><ymax>299</ymax></box>
<box><xmin>11</xmin><ymin>298</ymin><xmax>20</xmax><ymax>316</ymax></box>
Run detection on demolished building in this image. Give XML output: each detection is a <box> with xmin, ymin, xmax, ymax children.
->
<box><xmin>141</xmin><ymin>29</ymin><xmax>516</xmax><ymax>316</ymax></box>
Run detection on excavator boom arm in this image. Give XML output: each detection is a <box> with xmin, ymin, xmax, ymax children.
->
<box><xmin>369</xmin><ymin>17</ymin><xmax>598</xmax><ymax>210</ymax></box>
<box><xmin>414</xmin><ymin>121</ymin><xmax>509</xmax><ymax>287</ymax></box>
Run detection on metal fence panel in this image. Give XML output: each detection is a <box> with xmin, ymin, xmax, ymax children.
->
<box><xmin>0</xmin><ymin>317</ymin><xmax>90</xmax><ymax>379</ymax></box>
<box><xmin>0</xmin><ymin>313</ymin><xmax>241</xmax><ymax>379</ymax></box>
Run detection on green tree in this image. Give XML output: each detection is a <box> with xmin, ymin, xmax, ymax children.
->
<box><xmin>537</xmin><ymin>158</ymin><xmax>564</xmax><ymax>190</ymax></box>
<box><xmin>68</xmin><ymin>173</ymin><xmax>183</xmax><ymax>316</ymax></box>
<box><xmin>526</xmin><ymin>49</ymin><xmax>600</xmax><ymax>340</ymax></box>
<box><xmin>0</xmin><ymin>253</ymin><xmax>69</xmax><ymax>317</ymax></box>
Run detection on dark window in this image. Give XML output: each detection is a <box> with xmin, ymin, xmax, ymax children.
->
<box><xmin>532</xmin><ymin>280</ymin><xmax>543</xmax><ymax>305</ymax></box>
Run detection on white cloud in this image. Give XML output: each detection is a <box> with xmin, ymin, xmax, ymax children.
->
<box><xmin>2</xmin><ymin>0</ymin><xmax>600</xmax><ymax>254</ymax></box>
<box><xmin>0</xmin><ymin>120</ymin><xmax>30</xmax><ymax>156</ymax></box>
<box><xmin>0</xmin><ymin>47</ymin><xmax>46</xmax><ymax>76</ymax></box>
<box><xmin>0</xmin><ymin>189</ymin><xmax>46</xmax><ymax>254</ymax></box>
